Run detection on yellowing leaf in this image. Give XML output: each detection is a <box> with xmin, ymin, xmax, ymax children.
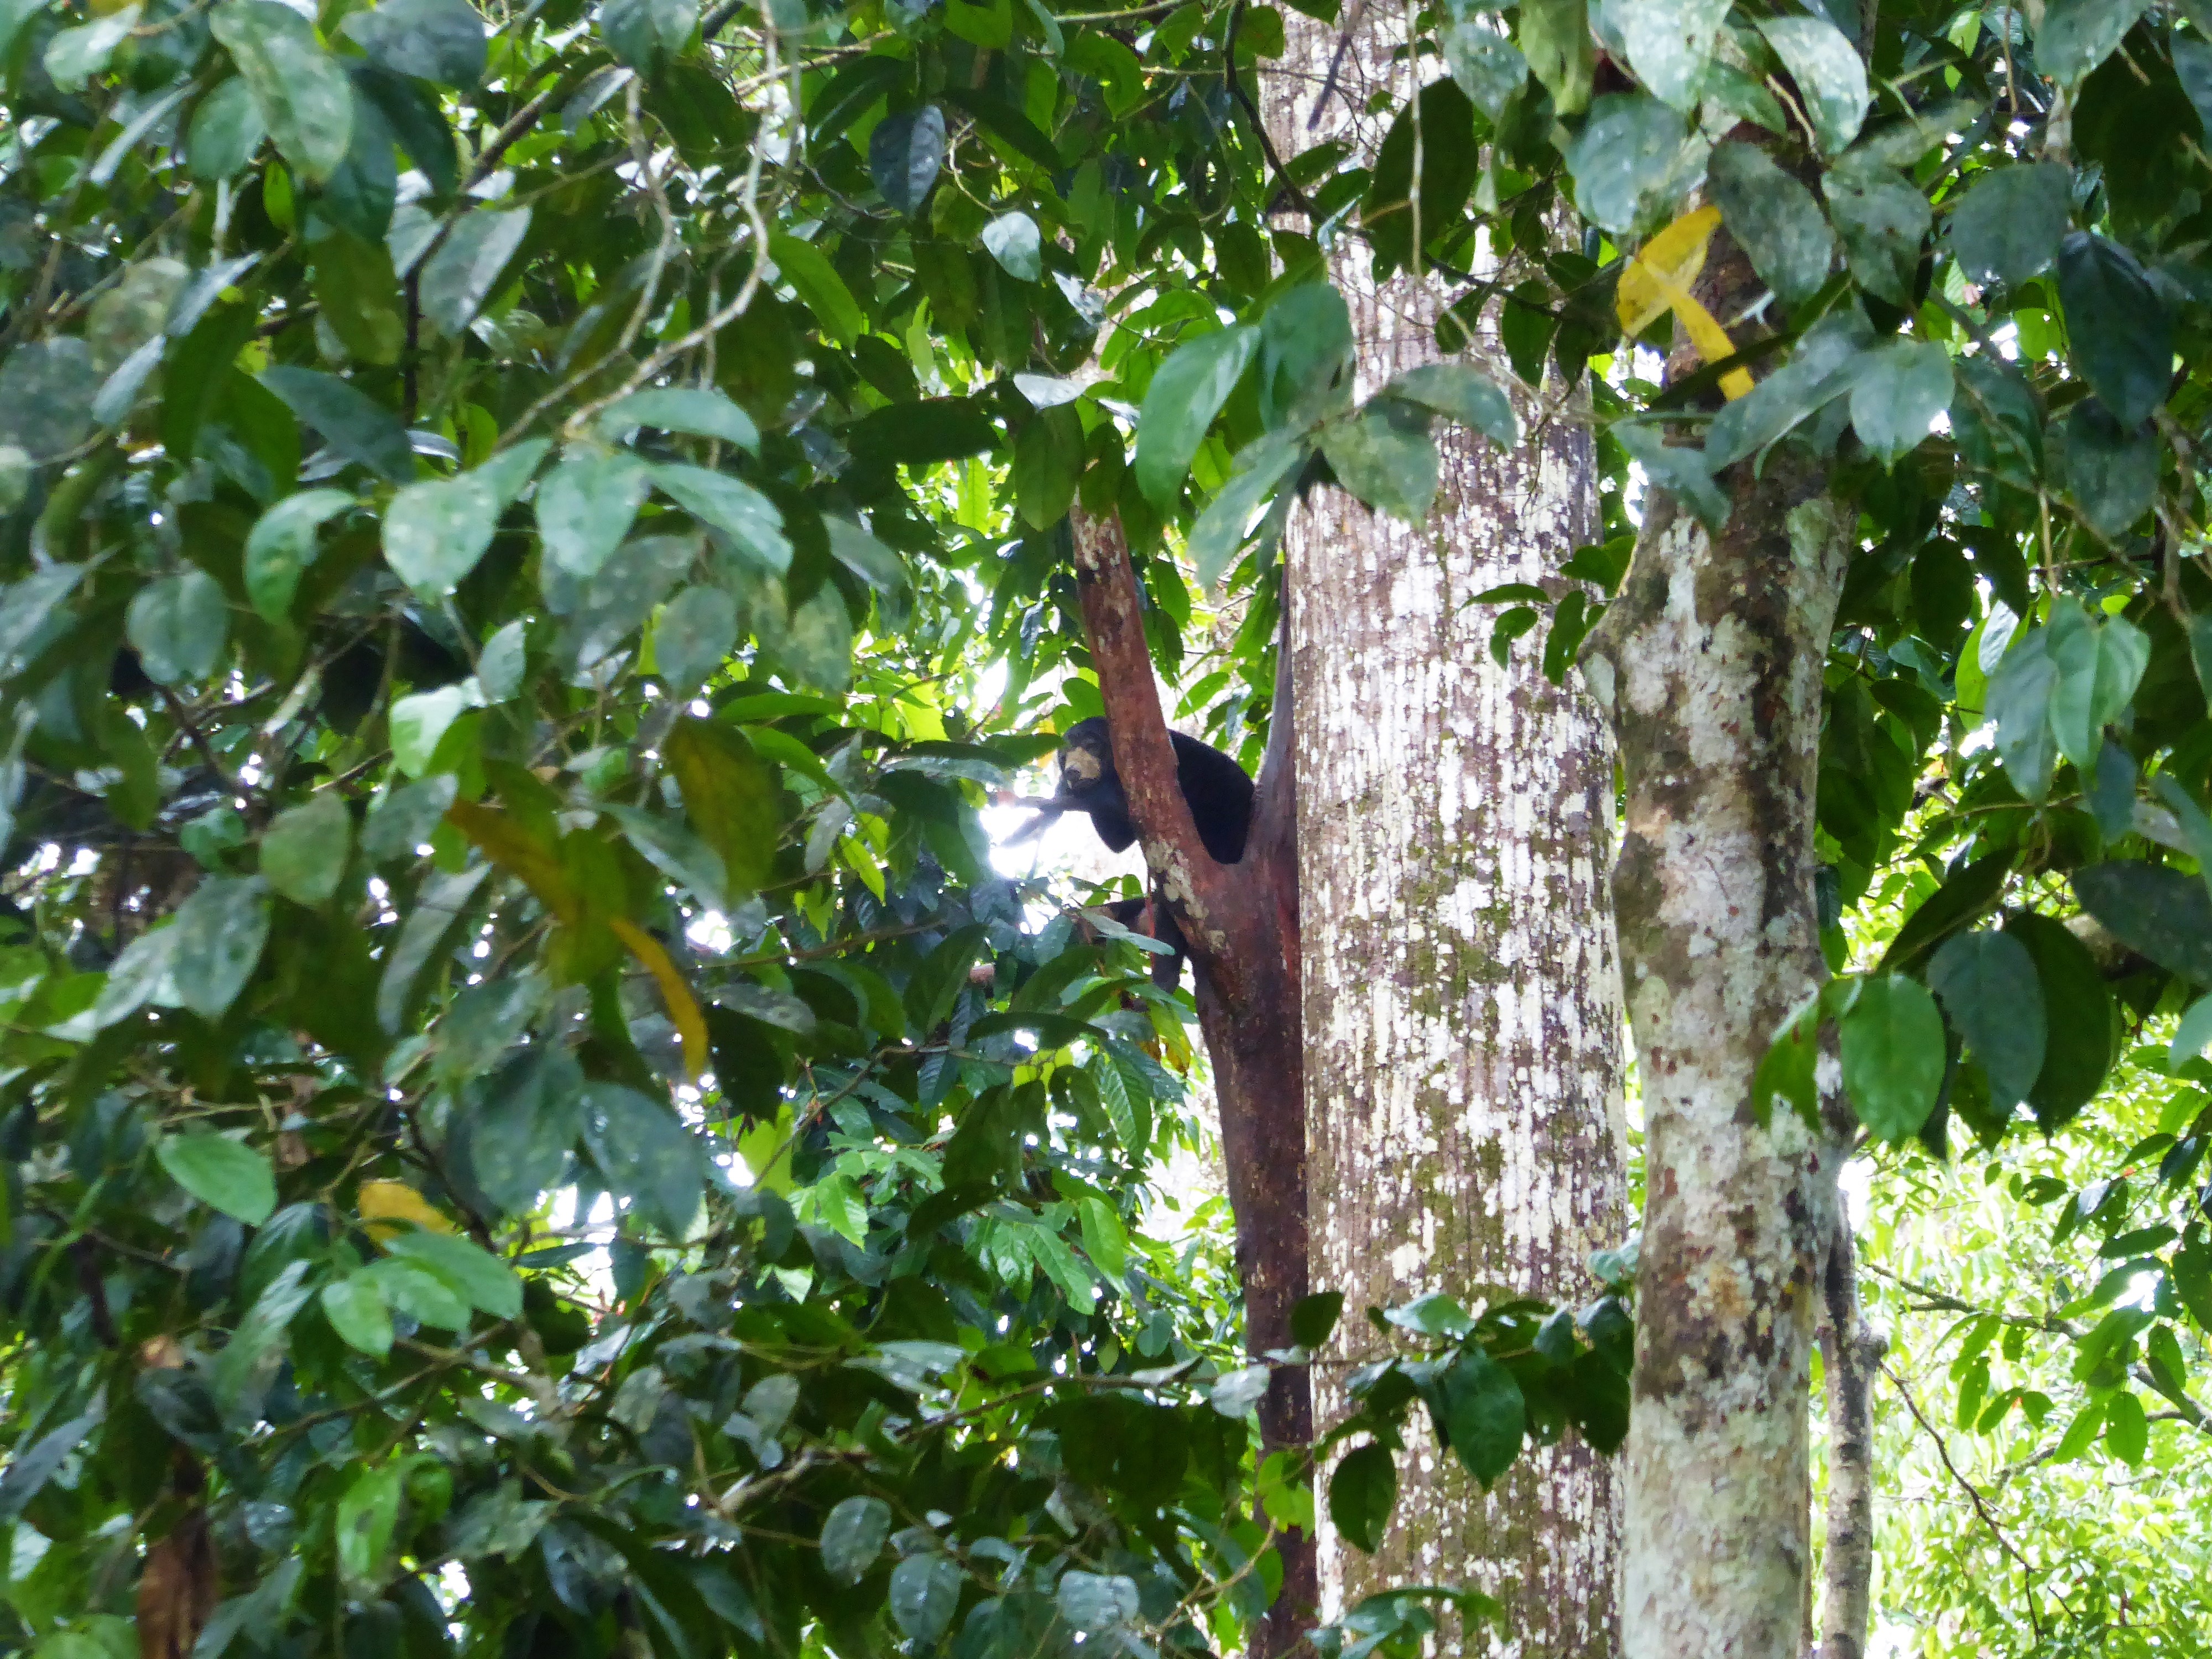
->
<box><xmin>609</xmin><ymin>915</ymin><xmax>707</xmax><ymax>1080</ymax></box>
<box><xmin>1616</xmin><ymin>205</ymin><xmax>1755</xmax><ymax>400</ymax></box>
<box><xmin>358</xmin><ymin>1179</ymin><xmax>456</xmax><ymax>1240</ymax></box>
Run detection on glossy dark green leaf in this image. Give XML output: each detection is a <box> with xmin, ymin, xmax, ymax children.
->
<box><xmin>342</xmin><ymin>0</ymin><xmax>487</xmax><ymax>86</ymax></box>
<box><xmin>581</xmin><ymin>1083</ymin><xmax>708</xmax><ymax>1237</ymax></box>
<box><xmin>1318</xmin><ymin>400</ymin><xmax>1438</xmax><ymax>522</ymax></box>
<box><xmin>385</xmin><ymin>472</ymin><xmax>501</xmax><ymax>596</ymax></box>
<box><xmin>211</xmin><ymin>0</ymin><xmax>354</xmax><ymax>184</ymax></box>
<box><xmin>158</xmin><ymin>1133</ymin><xmax>278</xmax><ymax>1225</ymax></box>
<box><xmin>1561</xmin><ymin>93</ymin><xmax>1691</xmax><ymax>232</ymax></box>
<box><xmin>2036</xmin><ymin>0</ymin><xmax>2150</xmax><ymax>85</ymax></box>
<box><xmin>1823</xmin><ymin>157</ymin><xmax>1932</xmax><ymax>305</ymax></box>
<box><xmin>170</xmin><ymin>874</ymin><xmax>272</xmax><ymax>1020</ymax></box>
<box><xmin>262</xmin><ymin>791</ymin><xmax>352</xmax><ymax>906</ymax></box>
<box><xmin>1014</xmin><ymin>404</ymin><xmax>1084</xmax><ymax>530</ymax></box>
<box><xmin>1839</xmin><ymin>975</ymin><xmax>1946</xmax><ymax>1142</ymax></box>
<box><xmin>1755</xmin><ymin>13</ymin><xmax>1869</xmax><ymax>151</ymax></box>
<box><xmin>2008</xmin><ymin>911</ymin><xmax>2115</xmax><ymax>1130</ymax></box>
<box><xmin>127</xmin><ymin>568</ymin><xmax>229</xmax><ymax>685</ymax></box>
<box><xmin>1927</xmin><ymin>931</ymin><xmax>2046</xmax><ymax>1109</ymax></box>
<box><xmin>320</xmin><ymin>1272</ymin><xmax>395</xmax><ymax>1357</ymax></box>
<box><xmin>2056</xmin><ymin>232</ymin><xmax>2172</xmax><ymax>429</ymax></box>
<box><xmin>981</xmin><ymin>210</ymin><xmax>1042</xmax><ymax>281</ymax></box>
<box><xmin>602</xmin><ymin>387</ymin><xmax>761</xmax><ymax>451</ymax></box>
<box><xmin>888</xmin><ymin>1554</ymin><xmax>961</xmax><ymax>1643</ymax></box>
<box><xmin>1385</xmin><ymin>362</ymin><xmax>1517</xmax><ymax>447</ymax></box>
<box><xmin>599</xmin><ymin>0</ymin><xmax>693</xmax><ymax>69</ymax></box>
<box><xmin>1437</xmin><ymin>1348</ymin><xmax>1525</xmax><ymax>1487</ymax></box>
<box><xmin>1947</xmin><ymin>162</ymin><xmax>2072</xmax><ymax>288</ymax></box>
<box><xmin>420</xmin><ymin>208</ymin><xmax>531</xmax><ymax>333</ymax></box>
<box><xmin>244</xmin><ymin>488</ymin><xmax>353</xmax><ymax>620</ymax></box>
<box><xmin>2072</xmin><ymin>862</ymin><xmax>2212</xmax><ymax>985</ymax></box>
<box><xmin>868</xmin><ymin>105</ymin><xmax>945</xmax><ymax>216</ymax></box>
<box><xmin>539</xmin><ymin>446</ymin><xmax>654</xmax><ymax>577</ymax></box>
<box><xmin>652</xmin><ymin>463</ymin><xmax>792</xmax><ymax>574</ymax></box>
<box><xmin>1134</xmin><ymin>325</ymin><xmax>1259</xmax><ymax>507</ymax></box>
<box><xmin>1849</xmin><ymin>340</ymin><xmax>1952</xmax><ymax>467</ymax></box>
<box><xmin>1707</xmin><ymin>140</ymin><xmax>1835</xmax><ymax>309</ymax></box>
<box><xmin>820</xmin><ymin>1496</ymin><xmax>891</xmax><ymax>1583</ymax></box>
<box><xmin>1328</xmin><ymin>1442</ymin><xmax>1398</xmax><ymax>1553</ymax></box>
<box><xmin>260</xmin><ymin>366</ymin><xmax>415</xmax><ymax>482</ymax></box>
<box><xmin>654</xmin><ymin>585</ymin><xmax>738</xmax><ymax>691</ymax></box>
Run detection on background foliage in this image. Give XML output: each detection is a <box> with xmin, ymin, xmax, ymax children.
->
<box><xmin>6</xmin><ymin>0</ymin><xmax>2212</xmax><ymax>1649</ymax></box>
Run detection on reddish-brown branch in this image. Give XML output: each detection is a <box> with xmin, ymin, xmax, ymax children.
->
<box><xmin>1070</xmin><ymin>508</ymin><xmax>1314</xmax><ymax>1652</ymax></box>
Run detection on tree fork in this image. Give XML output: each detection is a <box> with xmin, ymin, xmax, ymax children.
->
<box><xmin>1068</xmin><ymin>506</ymin><xmax>1316</xmax><ymax>1650</ymax></box>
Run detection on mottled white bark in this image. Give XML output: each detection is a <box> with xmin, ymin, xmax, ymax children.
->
<box><xmin>1580</xmin><ymin>454</ymin><xmax>1856</xmax><ymax>1658</ymax></box>
<box><xmin>1818</xmin><ymin>1220</ymin><xmax>1882</xmax><ymax>1659</ymax></box>
<box><xmin>1264</xmin><ymin>24</ymin><xmax>1630</xmax><ymax>1655</ymax></box>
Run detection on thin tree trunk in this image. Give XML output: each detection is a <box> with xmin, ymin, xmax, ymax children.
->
<box><xmin>1578</xmin><ymin>229</ymin><xmax>1856</xmax><ymax>1657</ymax></box>
<box><xmin>1819</xmin><ymin>1219</ymin><xmax>1882</xmax><ymax>1659</ymax></box>
<box><xmin>1261</xmin><ymin>22</ymin><xmax>1630</xmax><ymax>1655</ymax></box>
<box><xmin>1066</xmin><ymin>508</ymin><xmax>1316</xmax><ymax>1655</ymax></box>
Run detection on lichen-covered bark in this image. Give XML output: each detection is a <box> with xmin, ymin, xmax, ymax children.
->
<box><xmin>1263</xmin><ymin>22</ymin><xmax>1629</xmax><ymax>1653</ymax></box>
<box><xmin>1580</xmin><ymin>455</ymin><xmax>1855</xmax><ymax>1658</ymax></box>
<box><xmin>1818</xmin><ymin>1220</ymin><xmax>1882</xmax><ymax>1659</ymax></box>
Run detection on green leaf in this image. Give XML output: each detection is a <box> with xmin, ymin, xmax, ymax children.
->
<box><xmin>1947</xmin><ymin>163</ymin><xmax>2072</xmax><ymax>288</ymax></box>
<box><xmin>187</xmin><ymin>78</ymin><xmax>268</xmax><ymax>180</ymax></box>
<box><xmin>262</xmin><ymin>791</ymin><xmax>352</xmax><ymax>906</ymax></box>
<box><xmin>2104</xmin><ymin>1389</ymin><xmax>2149</xmax><ymax>1463</ymax></box>
<box><xmin>1135</xmin><ymin>325</ymin><xmax>1259</xmax><ymax>508</ymax></box>
<box><xmin>665</xmin><ymin>717</ymin><xmax>780</xmax><ymax>894</ymax></box>
<box><xmin>1561</xmin><ymin>93</ymin><xmax>1693</xmax><ymax>233</ymax></box>
<box><xmin>45</xmin><ymin>6</ymin><xmax>140</xmax><ymax>91</ymax></box>
<box><xmin>157</xmin><ymin>1133</ymin><xmax>278</xmax><ymax>1225</ymax></box>
<box><xmin>367</xmin><ymin>1256</ymin><xmax>469</xmax><ymax>1327</ymax></box>
<box><xmin>1984</xmin><ymin>627</ymin><xmax>2058</xmax><ymax>800</ymax></box>
<box><xmin>1190</xmin><ymin>434</ymin><xmax>1305</xmax><ymax>589</ymax></box>
<box><xmin>581</xmin><ymin>1083</ymin><xmax>708</xmax><ymax>1237</ymax></box>
<box><xmin>391</xmin><ymin>684</ymin><xmax>479</xmax><ymax>775</ymax></box>
<box><xmin>651</xmin><ymin>463</ymin><xmax>792</xmax><ymax>574</ymax></box>
<box><xmin>601</xmin><ymin>387</ymin><xmax>760</xmax><ymax>452</ymax></box>
<box><xmin>1328</xmin><ymin>1442</ymin><xmax>1397</xmax><ymax>1553</ymax></box>
<box><xmin>2056</xmin><ymin>232</ymin><xmax>2171</xmax><ymax>430</ymax></box>
<box><xmin>384</xmin><ymin>473</ymin><xmax>500</xmax><ymax>596</ymax></box>
<box><xmin>244</xmin><ymin>488</ymin><xmax>353</xmax><ymax>620</ymax></box>
<box><xmin>2055</xmin><ymin>398</ymin><xmax>2159</xmax><ymax>541</ymax></box>
<box><xmin>260</xmin><ymin>366</ymin><xmax>415</xmax><ymax>483</ymax></box>
<box><xmin>1517</xmin><ymin>0</ymin><xmax>1592</xmax><ymax>114</ymax></box>
<box><xmin>127</xmin><ymin>569</ymin><xmax>229</xmax><ymax>685</ymax></box>
<box><xmin>2072</xmin><ymin>862</ymin><xmax>2212</xmax><ymax>985</ymax></box>
<box><xmin>1823</xmin><ymin>157</ymin><xmax>1932</xmax><ymax>306</ymax></box>
<box><xmin>1385</xmin><ymin>362</ymin><xmax>1518</xmax><ymax>447</ymax></box>
<box><xmin>654</xmin><ymin>585</ymin><xmax>737</xmax><ymax>692</ymax></box>
<box><xmin>170</xmin><ymin>873</ymin><xmax>272</xmax><ymax>1020</ymax></box>
<box><xmin>1318</xmin><ymin>400</ymin><xmax>1439</xmax><ymax>522</ymax></box>
<box><xmin>824</xmin><ymin>517</ymin><xmax>907</xmax><ymax>593</ymax></box>
<box><xmin>341</xmin><ymin>0</ymin><xmax>487</xmax><ymax>87</ymax></box>
<box><xmin>460</xmin><ymin>1047</ymin><xmax>583</xmax><ymax>1213</ymax></box>
<box><xmin>1849</xmin><ymin>340</ymin><xmax>1952</xmax><ymax>468</ymax></box>
<box><xmin>211</xmin><ymin>0</ymin><xmax>355</xmax><ymax>184</ymax></box>
<box><xmin>384</xmin><ymin>1232</ymin><xmax>522</xmax><ymax>1317</ymax></box>
<box><xmin>1291</xmin><ymin>1290</ymin><xmax>1345</xmax><ymax>1348</ymax></box>
<box><xmin>2046</xmin><ymin>599</ymin><xmax>2149</xmax><ymax>770</ymax></box>
<box><xmin>869</xmin><ymin>106</ymin><xmax>945</xmax><ymax>216</ymax></box>
<box><xmin>335</xmin><ymin>1463</ymin><xmax>403</xmax><ymax>1588</ymax></box>
<box><xmin>889</xmin><ymin>1554</ymin><xmax>962</xmax><ymax>1644</ymax></box>
<box><xmin>1927</xmin><ymin>931</ymin><xmax>2046</xmax><ymax>1109</ymax></box>
<box><xmin>982</xmin><ymin>210</ymin><xmax>1042</xmax><ymax>281</ymax></box>
<box><xmin>1838</xmin><ymin>974</ymin><xmax>1946</xmax><ymax>1142</ymax></box>
<box><xmin>599</xmin><ymin>0</ymin><xmax>693</xmax><ymax>68</ymax></box>
<box><xmin>1438</xmin><ymin>1347</ymin><xmax>1526</xmax><ymax>1486</ymax></box>
<box><xmin>1057</xmin><ymin>1571</ymin><xmax>1141</xmax><ymax>1634</ymax></box>
<box><xmin>819</xmin><ymin>1496</ymin><xmax>891</xmax><ymax>1583</ymax></box>
<box><xmin>1618</xmin><ymin>0</ymin><xmax>1730</xmax><ymax>110</ymax></box>
<box><xmin>321</xmin><ymin>1271</ymin><xmax>395</xmax><ymax>1357</ymax></box>
<box><xmin>2036</xmin><ymin>0</ymin><xmax>2150</xmax><ymax>85</ymax></box>
<box><xmin>1755</xmin><ymin>14</ymin><xmax>1869</xmax><ymax>153</ymax></box>
<box><xmin>538</xmin><ymin>446</ymin><xmax>654</xmax><ymax>577</ymax></box>
<box><xmin>377</xmin><ymin>864</ymin><xmax>489</xmax><ymax>1034</ymax></box>
<box><xmin>1014</xmin><ymin>404</ymin><xmax>1084</xmax><ymax>530</ymax></box>
<box><xmin>1705</xmin><ymin>143</ymin><xmax>1834</xmax><ymax>310</ymax></box>
<box><xmin>1444</xmin><ymin>19</ymin><xmax>1525</xmax><ymax>119</ymax></box>
<box><xmin>1211</xmin><ymin>1364</ymin><xmax>1271</xmax><ymax>1416</ymax></box>
<box><xmin>1611</xmin><ymin>419</ymin><xmax>1730</xmax><ymax>530</ymax></box>
<box><xmin>2172</xmin><ymin>994</ymin><xmax>2212</xmax><ymax>1069</ymax></box>
<box><xmin>420</xmin><ymin>208</ymin><xmax>531</xmax><ymax>334</ymax></box>
<box><xmin>2008</xmin><ymin>911</ymin><xmax>2114</xmax><ymax>1131</ymax></box>
<box><xmin>1258</xmin><ymin>284</ymin><xmax>1354</xmax><ymax>427</ymax></box>
<box><xmin>767</xmin><ymin>234</ymin><xmax>864</xmax><ymax>345</ymax></box>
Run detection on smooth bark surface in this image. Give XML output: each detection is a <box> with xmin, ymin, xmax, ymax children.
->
<box><xmin>1818</xmin><ymin>1220</ymin><xmax>1883</xmax><ymax>1659</ymax></box>
<box><xmin>1580</xmin><ymin>234</ymin><xmax>1856</xmax><ymax>1658</ymax></box>
<box><xmin>1261</xmin><ymin>20</ymin><xmax>1630</xmax><ymax>1654</ymax></box>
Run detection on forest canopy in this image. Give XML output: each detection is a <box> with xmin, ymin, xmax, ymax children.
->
<box><xmin>0</xmin><ymin>0</ymin><xmax>2209</xmax><ymax>1651</ymax></box>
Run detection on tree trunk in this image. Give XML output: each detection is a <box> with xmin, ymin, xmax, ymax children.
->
<box><xmin>1818</xmin><ymin>1220</ymin><xmax>1882</xmax><ymax>1659</ymax></box>
<box><xmin>1577</xmin><ymin>228</ymin><xmax>1856</xmax><ymax>1658</ymax></box>
<box><xmin>1262</xmin><ymin>22</ymin><xmax>1631</xmax><ymax>1655</ymax></box>
<box><xmin>1066</xmin><ymin>508</ymin><xmax>1316</xmax><ymax>1655</ymax></box>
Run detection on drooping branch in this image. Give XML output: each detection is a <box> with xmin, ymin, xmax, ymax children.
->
<box><xmin>1068</xmin><ymin>507</ymin><xmax>1314</xmax><ymax>1649</ymax></box>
